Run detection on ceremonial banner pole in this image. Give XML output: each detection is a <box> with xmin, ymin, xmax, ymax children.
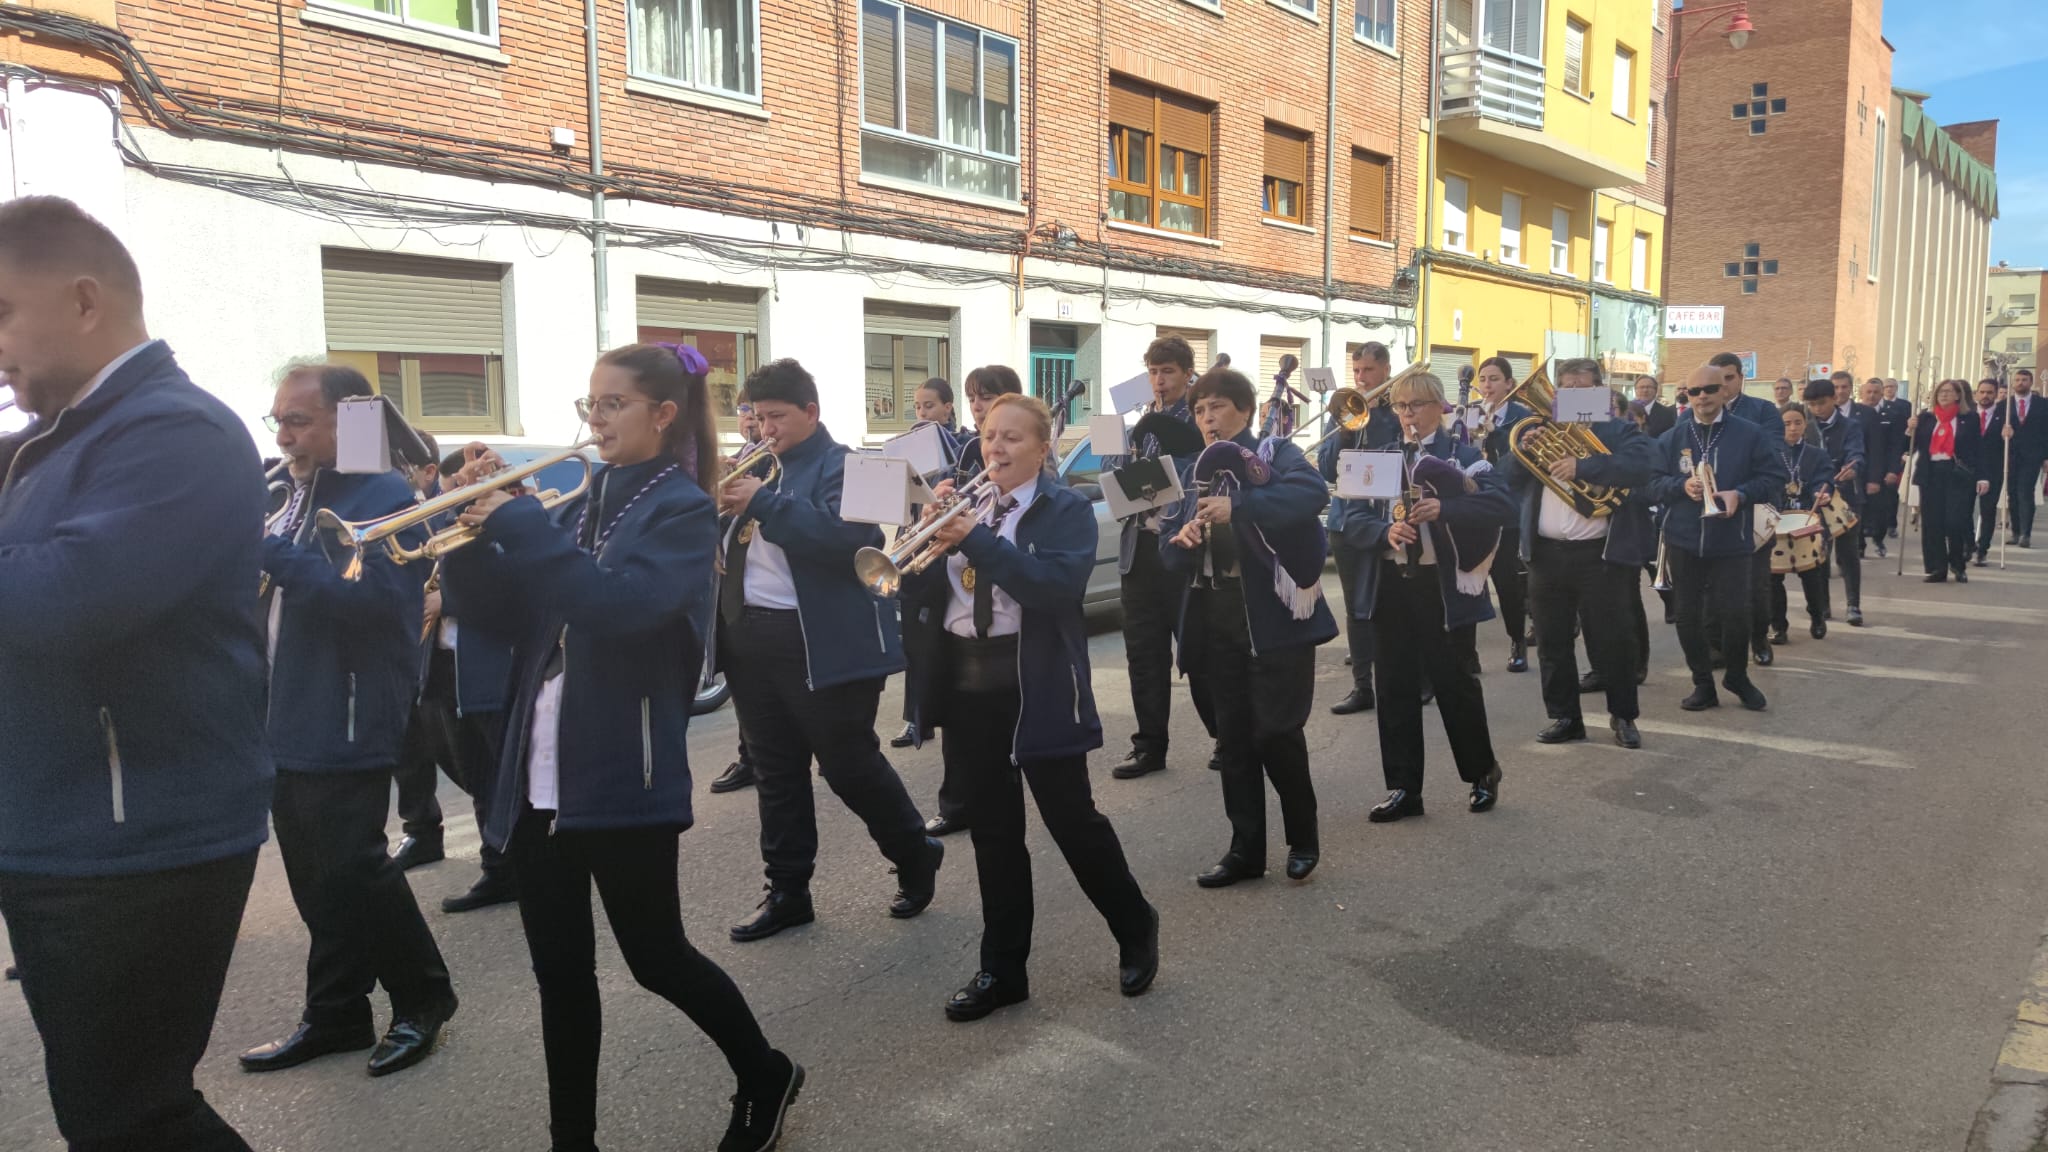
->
<box><xmin>1897</xmin><ymin>375</ymin><xmax>1922</xmax><ymax>579</ymax></box>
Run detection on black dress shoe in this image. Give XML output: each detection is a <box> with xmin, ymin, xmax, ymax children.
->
<box><xmin>1206</xmin><ymin>749</ymin><xmax>1225</xmax><ymax>772</ymax></box>
<box><xmin>889</xmin><ymin>722</ymin><xmax>917</xmax><ymax>749</ymax></box>
<box><xmin>1724</xmin><ymin>679</ymin><xmax>1768</xmax><ymax>711</ymax></box>
<box><xmin>709</xmin><ymin>759</ymin><xmax>756</xmax><ymax>794</ymax></box>
<box><xmin>1368</xmin><ymin>790</ymin><xmax>1424</xmax><ymax>823</ymax></box>
<box><xmin>1506</xmin><ymin>639</ymin><xmax>1529</xmax><ymax>673</ymax></box>
<box><xmin>1577</xmin><ymin>671</ymin><xmax>1605</xmax><ymax>693</ymax></box>
<box><xmin>889</xmin><ymin>837</ymin><xmax>944</xmax><ymax>919</ymax></box>
<box><xmin>1419</xmin><ymin>683</ymin><xmax>1436</xmax><ymax>706</ymax></box>
<box><xmin>1809</xmin><ymin>619</ymin><xmax>1827</xmax><ymax>640</ymax></box>
<box><xmin>721</xmin><ymin>1051</ymin><xmax>805</xmax><ymax>1152</ymax></box>
<box><xmin>1847</xmin><ymin>606</ymin><xmax>1864</xmax><ymax>626</ymax></box>
<box><xmin>367</xmin><ymin>997</ymin><xmax>456</xmax><ymax>1077</ymax></box>
<box><xmin>1468</xmin><ymin>767</ymin><xmax>1501</xmax><ymax>813</ymax></box>
<box><xmin>1610</xmin><ymin>717</ymin><xmax>1641</xmax><ymax>749</ymax></box>
<box><xmin>1110</xmin><ymin>750</ymin><xmax>1166</xmax><ymax>780</ymax></box>
<box><xmin>1329</xmin><ymin>687</ymin><xmax>1375</xmax><ymax>715</ymax></box>
<box><xmin>3</xmin><ymin>965</ymin><xmax>16</xmax><ymax>981</ymax></box>
<box><xmin>730</xmin><ymin>887</ymin><xmax>816</xmax><ymax>943</ymax></box>
<box><xmin>1954</xmin><ymin>567</ymin><xmax>1969</xmax><ymax>584</ymax></box>
<box><xmin>1875</xmin><ymin>542</ymin><xmax>1888</xmax><ymax>558</ymax></box>
<box><xmin>1679</xmin><ymin>686</ymin><xmax>1720</xmax><ymax>711</ymax></box>
<box><xmin>391</xmin><ymin>834</ymin><xmax>444</xmax><ymax>871</ymax></box>
<box><xmin>1769</xmin><ymin>627</ymin><xmax>1789</xmax><ymax>646</ymax></box>
<box><xmin>1636</xmin><ymin>665</ymin><xmax>1649</xmax><ymax>686</ymax></box>
<box><xmin>1536</xmin><ymin>718</ymin><xmax>1586</xmax><ymax>744</ymax></box>
<box><xmin>240</xmin><ymin>1021</ymin><xmax>376</xmax><ymax>1073</ymax></box>
<box><xmin>1923</xmin><ymin>572</ymin><xmax>1947</xmax><ymax>583</ymax></box>
<box><xmin>1973</xmin><ymin>555</ymin><xmax>1988</xmax><ymax>567</ymax></box>
<box><xmin>1119</xmin><ymin>904</ymin><xmax>1160</xmax><ymax>997</ymax></box>
<box><xmin>441</xmin><ymin>872</ymin><xmax>517</xmax><ymax>914</ymax></box>
<box><xmin>1285</xmin><ymin>851</ymin><xmax>1319</xmax><ymax>880</ymax></box>
<box><xmin>1195</xmin><ymin>855</ymin><xmax>1265</xmax><ymax>888</ymax></box>
<box><xmin>1752</xmin><ymin>641</ymin><xmax>1773</xmax><ymax>667</ymax></box>
<box><xmin>924</xmin><ymin>813</ymin><xmax>968</xmax><ymax>837</ymax></box>
<box><xmin>945</xmin><ymin>971</ymin><xmax>1029</xmax><ymax>1022</ymax></box>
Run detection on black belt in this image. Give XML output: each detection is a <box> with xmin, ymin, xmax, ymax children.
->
<box><xmin>741</xmin><ymin>606</ymin><xmax>799</xmax><ymax>620</ymax></box>
<box><xmin>1531</xmin><ymin>536</ymin><xmax>1608</xmax><ymax>552</ymax></box>
<box><xmin>945</xmin><ymin>633</ymin><xmax>1019</xmax><ymax>693</ymax></box>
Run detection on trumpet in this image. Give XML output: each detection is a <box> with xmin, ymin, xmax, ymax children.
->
<box><xmin>721</xmin><ymin>438</ymin><xmax>779</xmax><ymax>492</ymax></box>
<box><xmin>853</xmin><ymin>471</ymin><xmax>997</xmax><ymax>598</ymax></box>
<box><xmin>314</xmin><ymin>438</ymin><xmax>599</xmax><ymax>581</ymax></box>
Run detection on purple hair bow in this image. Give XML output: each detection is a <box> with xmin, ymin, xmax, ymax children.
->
<box><xmin>659</xmin><ymin>342</ymin><xmax>710</xmax><ymax>377</ymax></box>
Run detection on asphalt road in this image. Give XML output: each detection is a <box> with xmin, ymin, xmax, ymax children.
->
<box><xmin>5</xmin><ymin>545</ymin><xmax>2048</xmax><ymax>1152</ymax></box>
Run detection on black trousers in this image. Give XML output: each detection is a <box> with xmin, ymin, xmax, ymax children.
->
<box><xmin>1330</xmin><ymin>529</ymin><xmax>1378</xmax><ymax>691</ymax></box>
<box><xmin>1119</xmin><ymin>533</ymin><xmax>1180</xmax><ymax>757</ymax></box>
<box><xmin>1193</xmin><ymin>582</ymin><xmax>1319</xmax><ymax>863</ymax></box>
<box><xmin>395</xmin><ymin>701</ymin><xmax>445</xmax><ymax>842</ymax></box>
<box><xmin>1372</xmin><ymin>561</ymin><xmax>1499</xmax><ymax>795</ymax></box>
<box><xmin>510</xmin><ymin>808</ymin><xmax>776</xmax><ymax>1151</ymax></box>
<box><xmin>272</xmin><ymin>768</ymin><xmax>455</xmax><ymax>1030</ymax></box>
<box><xmin>1528</xmin><ymin>538</ymin><xmax>1638</xmax><ymax>722</ymax></box>
<box><xmin>0</xmin><ymin>851</ymin><xmax>257</xmax><ymax>1152</ymax></box>
<box><xmin>1836</xmin><ymin>524</ymin><xmax>1863</xmax><ymax>608</ymax></box>
<box><xmin>1492</xmin><ymin>527</ymin><xmax>1529</xmax><ymax>648</ymax></box>
<box><xmin>945</xmin><ymin>683</ymin><xmax>1150</xmax><ymax>981</ymax></box>
<box><xmin>1668</xmin><ymin>547</ymin><xmax>1755</xmax><ymax>689</ymax></box>
<box><xmin>397</xmin><ymin>648</ymin><xmax>510</xmax><ymax>878</ymax></box>
<box><xmin>2014</xmin><ymin>458</ymin><xmax>2042</xmax><ymax>539</ymax></box>
<box><xmin>1919</xmin><ymin>462</ymin><xmax>1976</xmax><ymax>574</ymax></box>
<box><xmin>1770</xmin><ymin>564</ymin><xmax>1830</xmax><ymax>630</ymax></box>
<box><xmin>1976</xmin><ymin>475</ymin><xmax>2005</xmax><ymax>557</ymax></box>
<box><xmin>725</xmin><ymin>607</ymin><xmax>927</xmax><ymax>892</ymax></box>
<box><xmin>1865</xmin><ymin>484</ymin><xmax>1900</xmax><ymax>544</ymax></box>
<box><xmin>1627</xmin><ymin>562</ymin><xmax>1652</xmax><ymax>671</ymax></box>
<box><xmin>1747</xmin><ymin>542</ymin><xmax>1772</xmax><ymax>648</ymax></box>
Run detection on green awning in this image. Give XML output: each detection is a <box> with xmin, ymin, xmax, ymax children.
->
<box><xmin>1896</xmin><ymin>93</ymin><xmax>1999</xmax><ymax>219</ymax></box>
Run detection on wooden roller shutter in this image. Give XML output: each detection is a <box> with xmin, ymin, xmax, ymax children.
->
<box><xmin>1259</xmin><ymin>336</ymin><xmax>1309</xmax><ymax>385</ymax></box>
<box><xmin>1156</xmin><ymin>326</ymin><xmax>1213</xmax><ymax>371</ymax></box>
<box><xmin>1108</xmin><ymin>75</ymin><xmax>1153</xmax><ymax>130</ymax></box>
<box><xmin>861</xmin><ymin>1</ymin><xmax>899</xmax><ymax>128</ymax></box>
<box><xmin>321</xmin><ymin>248</ymin><xmax>504</xmax><ymax>355</ymax></box>
<box><xmin>637</xmin><ymin>279</ymin><xmax>760</xmax><ymax>332</ymax></box>
<box><xmin>1158</xmin><ymin>90</ymin><xmax>1212</xmax><ymax>154</ymax></box>
<box><xmin>1350</xmin><ymin>151</ymin><xmax>1389</xmax><ymax>239</ymax></box>
<box><xmin>1264</xmin><ymin>124</ymin><xmax>1308</xmax><ymax>187</ymax></box>
<box><xmin>902</xmin><ymin>10</ymin><xmax>939</xmax><ymax>138</ymax></box>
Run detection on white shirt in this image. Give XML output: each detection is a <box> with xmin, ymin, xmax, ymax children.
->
<box><xmin>526</xmin><ymin>671</ymin><xmax>563</xmax><ymax>810</ymax></box>
<box><xmin>1537</xmin><ymin>487</ymin><xmax>1609</xmax><ymax>542</ymax></box>
<box><xmin>70</xmin><ymin>340</ymin><xmax>155</xmax><ymax>412</ymax></box>
<box><xmin>1390</xmin><ymin>433</ymin><xmax>1443</xmax><ymax>567</ymax></box>
<box><xmin>740</xmin><ymin>527</ymin><xmax>800</xmax><ymax>610</ymax></box>
<box><xmin>943</xmin><ymin>477</ymin><xmax>1038</xmax><ymax>638</ymax></box>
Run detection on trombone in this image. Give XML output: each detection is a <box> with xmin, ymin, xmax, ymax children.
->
<box><xmin>315</xmin><ymin>438</ymin><xmax>599</xmax><ymax>581</ymax></box>
<box><xmin>1302</xmin><ymin>362</ymin><xmax>1433</xmax><ymax>455</ymax></box>
<box><xmin>853</xmin><ymin>470</ymin><xmax>997</xmax><ymax>598</ymax></box>
<box><xmin>721</xmin><ymin>437</ymin><xmax>780</xmax><ymax>492</ymax></box>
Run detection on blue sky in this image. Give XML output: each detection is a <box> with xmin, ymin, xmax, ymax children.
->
<box><xmin>1882</xmin><ymin>0</ymin><xmax>2048</xmax><ymax>267</ymax></box>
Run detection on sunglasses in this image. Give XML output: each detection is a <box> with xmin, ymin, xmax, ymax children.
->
<box><xmin>1685</xmin><ymin>383</ymin><xmax>1722</xmax><ymax>398</ymax></box>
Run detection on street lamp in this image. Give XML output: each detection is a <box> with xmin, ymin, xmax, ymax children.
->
<box><xmin>1672</xmin><ymin>2</ymin><xmax>1756</xmax><ymax>77</ymax></box>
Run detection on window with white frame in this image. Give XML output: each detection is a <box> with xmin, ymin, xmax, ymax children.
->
<box><xmin>1592</xmin><ymin>217</ymin><xmax>1610</xmax><ymax>283</ymax></box>
<box><xmin>1443</xmin><ymin>174</ymin><xmax>1469</xmax><ymax>251</ymax></box>
<box><xmin>1499</xmin><ymin>191</ymin><xmax>1523</xmax><ymax>265</ymax></box>
<box><xmin>1631</xmin><ymin>230</ymin><xmax>1649</xmax><ymax>292</ymax></box>
<box><xmin>1550</xmin><ymin>206</ymin><xmax>1570</xmax><ymax>273</ymax></box>
<box><xmin>1611</xmin><ymin>45</ymin><xmax>1634</xmax><ymax>118</ymax></box>
<box><xmin>1563</xmin><ymin>17</ymin><xmax>1587</xmax><ymax>94</ymax></box>
<box><xmin>1356</xmin><ymin>0</ymin><xmax>1394</xmax><ymax>46</ymax></box>
<box><xmin>2009</xmin><ymin>337</ymin><xmax>2034</xmax><ymax>355</ymax></box>
<box><xmin>1647</xmin><ymin>100</ymin><xmax>1657</xmax><ymax>164</ymax></box>
<box><xmin>1274</xmin><ymin>0</ymin><xmax>1314</xmax><ymax>14</ymax></box>
<box><xmin>629</xmin><ymin>0</ymin><xmax>757</xmax><ymax>98</ymax></box>
<box><xmin>1474</xmin><ymin>0</ymin><xmax>1542</xmax><ymax>60</ymax></box>
<box><xmin>321</xmin><ymin>248</ymin><xmax>508</xmax><ymax>435</ymax></box>
<box><xmin>2014</xmin><ymin>294</ymin><xmax>2038</xmax><ymax>313</ymax></box>
<box><xmin>860</xmin><ymin>0</ymin><xmax>1020</xmax><ymax>202</ymax></box>
<box><xmin>1868</xmin><ymin>112</ymin><xmax>1886</xmax><ymax>279</ymax></box>
<box><xmin>324</xmin><ymin>0</ymin><xmax>494</xmax><ymax>39</ymax></box>
<box><xmin>864</xmin><ymin>302</ymin><xmax>955</xmax><ymax>430</ymax></box>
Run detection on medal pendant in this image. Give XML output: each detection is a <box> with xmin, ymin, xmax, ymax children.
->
<box><xmin>738</xmin><ymin>522</ymin><xmax>755</xmax><ymax>544</ymax></box>
<box><xmin>1392</xmin><ymin>504</ymin><xmax>1407</xmax><ymax>523</ymax></box>
<box><xmin>961</xmin><ymin>566</ymin><xmax>977</xmax><ymax>591</ymax></box>
<box><xmin>1680</xmin><ymin>448</ymin><xmax>1695</xmax><ymax>476</ymax></box>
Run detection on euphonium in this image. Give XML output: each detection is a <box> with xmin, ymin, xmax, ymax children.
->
<box><xmin>1503</xmin><ymin>363</ymin><xmax>1622</xmax><ymax>519</ymax></box>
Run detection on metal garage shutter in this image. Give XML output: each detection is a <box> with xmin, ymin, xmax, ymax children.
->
<box><xmin>1500</xmin><ymin>351</ymin><xmax>1537</xmax><ymax>382</ymax></box>
<box><xmin>321</xmin><ymin>248</ymin><xmax>504</xmax><ymax>355</ymax></box>
<box><xmin>1259</xmin><ymin>335</ymin><xmax>1309</xmax><ymax>384</ymax></box>
<box><xmin>1156</xmin><ymin>326</ymin><xmax>1212</xmax><ymax>370</ymax></box>
<box><xmin>865</xmin><ymin>301</ymin><xmax>954</xmax><ymax>339</ymax></box>
<box><xmin>637</xmin><ymin>279</ymin><xmax>760</xmax><ymax>331</ymax></box>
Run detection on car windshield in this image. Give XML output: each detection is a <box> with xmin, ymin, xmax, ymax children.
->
<box><xmin>1060</xmin><ymin>438</ymin><xmax>1104</xmax><ymax>488</ymax></box>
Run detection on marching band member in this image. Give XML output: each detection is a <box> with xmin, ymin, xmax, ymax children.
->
<box><xmin>1707</xmin><ymin>352</ymin><xmax>1784</xmax><ymax>669</ymax></box>
<box><xmin>900</xmin><ymin>393</ymin><xmax>1159</xmax><ymax>1021</ymax></box>
<box><xmin>1161</xmin><ymin>368</ymin><xmax>1336</xmax><ymax>884</ymax></box>
<box><xmin>1647</xmin><ymin>364</ymin><xmax>1788</xmax><ymax>712</ymax></box>
<box><xmin>897</xmin><ymin>374</ymin><xmax>974</xmax><ymax>823</ymax></box>
<box><xmin>954</xmin><ymin>364</ymin><xmax>1022</xmax><ymax>481</ymax></box>
<box><xmin>718</xmin><ymin>359</ymin><xmax>943</xmax><ymax>943</ymax></box>
<box><xmin>1497</xmin><ymin>360</ymin><xmax>1657</xmax><ymax>749</ymax></box>
<box><xmin>713</xmin><ymin>396</ymin><xmax>764</xmax><ymax>793</ymax></box>
<box><xmin>1809</xmin><ymin>376</ymin><xmax>1868</xmax><ymax>624</ymax></box>
<box><xmin>914</xmin><ymin>376</ymin><xmax>964</xmax><ymax>447</ymax></box>
<box><xmin>1471</xmin><ymin>356</ymin><xmax>1533</xmax><ymax>673</ymax></box>
<box><xmin>1319</xmin><ymin>342</ymin><xmax>1401</xmax><ymax>714</ymax></box>
<box><xmin>1767</xmin><ymin>403</ymin><xmax>1838</xmax><ymax>644</ymax></box>
<box><xmin>1344</xmin><ymin>372</ymin><xmax>1513</xmax><ymax>823</ymax></box>
<box><xmin>441</xmin><ymin>342</ymin><xmax>801</xmax><ymax>1152</ymax></box>
<box><xmin>244</xmin><ymin>363</ymin><xmax>457</xmax><ymax>1077</ymax></box>
<box><xmin>1906</xmin><ymin>379</ymin><xmax>1984</xmax><ymax>583</ymax></box>
<box><xmin>0</xmin><ymin>196</ymin><xmax>272</xmax><ymax>1151</ymax></box>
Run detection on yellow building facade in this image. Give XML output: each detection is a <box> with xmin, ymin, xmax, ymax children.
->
<box><xmin>1421</xmin><ymin>0</ymin><xmax>1666</xmax><ymax>391</ymax></box>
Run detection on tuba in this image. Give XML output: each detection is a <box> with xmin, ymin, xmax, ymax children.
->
<box><xmin>1503</xmin><ymin>362</ymin><xmax>1622</xmax><ymax>519</ymax></box>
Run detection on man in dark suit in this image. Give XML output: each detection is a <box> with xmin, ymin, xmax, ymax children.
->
<box><xmin>2005</xmin><ymin>368</ymin><xmax>2047</xmax><ymax>546</ymax></box>
<box><xmin>1971</xmin><ymin>378</ymin><xmax>2007</xmax><ymax>564</ymax></box>
<box><xmin>1708</xmin><ymin>352</ymin><xmax>1783</xmax><ymax>667</ymax></box>
<box><xmin>1634</xmin><ymin>375</ymin><xmax>1676</xmax><ymax>437</ymax></box>
<box><xmin>1808</xmin><ymin>378</ymin><xmax>1867</xmax><ymax>624</ymax></box>
<box><xmin>1861</xmin><ymin>376</ymin><xmax>1908</xmax><ymax>557</ymax></box>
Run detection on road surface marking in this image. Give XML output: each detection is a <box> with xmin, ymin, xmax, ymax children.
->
<box><xmin>1630</xmin><ymin>719</ymin><xmax>1913</xmax><ymax>769</ymax></box>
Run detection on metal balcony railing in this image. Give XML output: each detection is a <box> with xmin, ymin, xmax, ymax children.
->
<box><xmin>1439</xmin><ymin>46</ymin><xmax>1545</xmax><ymax>131</ymax></box>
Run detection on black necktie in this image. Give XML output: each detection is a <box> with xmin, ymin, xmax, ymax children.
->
<box><xmin>972</xmin><ymin>496</ymin><xmax>1019</xmax><ymax>638</ymax></box>
<box><xmin>719</xmin><ymin>518</ymin><xmax>752</xmax><ymax>629</ymax></box>
<box><xmin>1401</xmin><ymin>443</ymin><xmax>1423</xmax><ymax>569</ymax></box>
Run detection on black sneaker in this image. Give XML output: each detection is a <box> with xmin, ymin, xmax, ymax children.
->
<box><xmin>721</xmin><ymin>1051</ymin><xmax>805</xmax><ymax>1152</ymax></box>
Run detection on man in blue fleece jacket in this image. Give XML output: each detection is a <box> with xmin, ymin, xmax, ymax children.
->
<box><xmin>0</xmin><ymin>197</ymin><xmax>271</xmax><ymax>1151</ymax></box>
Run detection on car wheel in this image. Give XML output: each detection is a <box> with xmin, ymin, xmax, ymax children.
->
<box><xmin>693</xmin><ymin>667</ymin><xmax>731</xmax><ymax>716</ymax></box>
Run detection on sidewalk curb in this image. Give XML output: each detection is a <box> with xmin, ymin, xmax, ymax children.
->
<box><xmin>1967</xmin><ymin>926</ymin><xmax>2048</xmax><ymax>1152</ymax></box>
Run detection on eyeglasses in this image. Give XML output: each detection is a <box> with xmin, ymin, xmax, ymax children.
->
<box><xmin>574</xmin><ymin>395</ymin><xmax>662</xmax><ymax>421</ymax></box>
<box><xmin>1685</xmin><ymin>383</ymin><xmax>1722</xmax><ymax>398</ymax></box>
<box><xmin>262</xmin><ymin>414</ymin><xmax>316</xmax><ymax>433</ymax></box>
<box><xmin>1388</xmin><ymin>400</ymin><xmax>1437</xmax><ymax>412</ymax></box>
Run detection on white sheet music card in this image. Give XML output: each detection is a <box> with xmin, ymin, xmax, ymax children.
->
<box><xmin>1552</xmin><ymin>386</ymin><xmax>1610</xmax><ymax>424</ymax></box>
<box><xmin>1303</xmin><ymin>367</ymin><xmax>1337</xmax><ymax>394</ymax></box>
<box><xmin>1108</xmin><ymin>372</ymin><xmax>1154</xmax><ymax>414</ymax></box>
<box><xmin>1103</xmin><ymin>454</ymin><xmax>1185</xmax><ymax>520</ymax></box>
<box><xmin>881</xmin><ymin>421</ymin><xmax>950</xmax><ymax>479</ymax></box>
<box><xmin>1336</xmin><ymin>449</ymin><xmax>1403</xmax><ymax>501</ymax></box>
<box><xmin>1088</xmin><ymin>414</ymin><xmax>1129</xmax><ymax>456</ymax></box>
<box><xmin>840</xmin><ymin>455</ymin><xmax>914</xmax><ymax>526</ymax></box>
<box><xmin>336</xmin><ymin>397</ymin><xmax>390</xmax><ymax>474</ymax></box>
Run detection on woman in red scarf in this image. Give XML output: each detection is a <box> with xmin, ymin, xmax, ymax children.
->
<box><xmin>1907</xmin><ymin>379</ymin><xmax>1986</xmax><ymax>583</ymax></box>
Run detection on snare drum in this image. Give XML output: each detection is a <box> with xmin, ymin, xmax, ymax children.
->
<box><xmin>1770</xmin><ymin>510</ymin><xmax>1828</xmax><ymax>574</ymax></box>
<box><xmin>1752</xmin><ymin>504</ymin><xmax>1780</xmax><ymax>551</ymax></box>
<box><xmin>1817</xmin><ymin>497</ymin><xmax>1860</xmax><ymax>539</ymax></box>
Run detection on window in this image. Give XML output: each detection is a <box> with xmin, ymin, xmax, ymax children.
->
<box><xmin>1592</xmin><ymin>218</ymin><xmax>1609</xmax><ymax>283</ymax></box>
<box><xmin>1611</xmin><ymin>45</ymin><xmax>1634</xmax><ymax>118</ymax></box>
<box><xmin>1751</xmin><ymin>119</ymin><xmax>1766</xmax><ymax>135</ymax></box>
<box><xmin>1744</xmin><ymin>243</ymin><xmax>1761</xmax><ymax>258</ymax></box>
<box><xmin>1499</xmin><ymin>191</ymin><xmax>1523</xmax><ymax>265</ymax></box>
<box><xmin>1443</xmin><ymin>174</ymin><xmax>1469</xmax><ymax>251</ymax></box>
<box><xmin>1274</xmin><ymin>0</ymin><xmax>1314</xmax><ymax>12</ymax></box>
<box><xmin>1157</xmin><ymin>326</ymin><xmax>1214</xmax><ymax>370</ymax></box>
<box><xmin>2014</xmin><ymin>294</ymin><xmax>2038</xmax><ymax>313</ymax></box>
<box><xmin>1868</xmin><ymin>112</ymin><xmax>1885</xmax><ymax>279</ymax></box>
<box><xmin>1355</xmin><ymin>0</ymin><xmax>1394</xmax><ymax>46</ymax></box>
<box><xmin>1550</xmin><ymin>206</ymin><xmax>1570</xmax><ymax>273</ymax></box>
<box><xmin>324</xmin><ymin>0</ymin><xmax>493</xmax><ymax>39</ymax></box>
<box><xmin>1647</xmin><ymin>101</ymin><xmax>1657</xmax><ymax>164</ymax></box>
<box><xmin>1349</xmin><ymin>150</ymin><xmax>1390</xmax><ymax>241</ymax></box>
<box><xmin>1631</xmin><ymin>231</ymin><xmax>1649</xmax><ymax>292</ymax></box>
<box><xmin>1563</xmin><ymin>17</ymin><xmax>1588</xmax><ymax>95</ymax></box>
<box><xmin>2009</xmin><ymin>338</ymin><xmax>2035</xmax><ymax>355</ymax></box>
<box><xmin>320</xmin><ymin>249</ymin><xmax>507</xmax><ymax>434</ymax></box>
<box><xmin>1476</xmin><ymin>0</ymin><xmax>1543</xmax><ymax>61</ymax></box>
<box><xmin>1762</xmin><ymin>259</ymin><xmax>1778</xmax><ymax>275</ymax></box>
<box><xmin>636</xmin><ymin>279</ymin><xmax>760</xmax><ymax>432</ymax></box>
<box><xmin>1741</xmin><ymin>279</ymin><xmax>1758</xmax><ymax>295</ymax></box>
<box><xmin>860</xmin><ymin>0</ymin><xmax>1020</xmax><ymax>202</ymax></box>
<box><xmin>1107</xmin><ymin>75</ymin><xmax>1214</xmax><ymax>236</ymax></box>
<box><xmin>1262</xmin><ymin>123</ymin><xmax>1311</xmax><ymax>225</ymax></box>
<box><xmin>863</xmin><ymin>302</ymin><xmax>953</xmax><ymax>431</ymax></box>
<box><xmin>628</xmin><ymin>0</ymin><xmax>757</xmax><ymax>98</ymax></box>
<box><xmin>1753</xmin><ymin>82</ymin><xmax>1768</xmax><ymax>97</ymax></box>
